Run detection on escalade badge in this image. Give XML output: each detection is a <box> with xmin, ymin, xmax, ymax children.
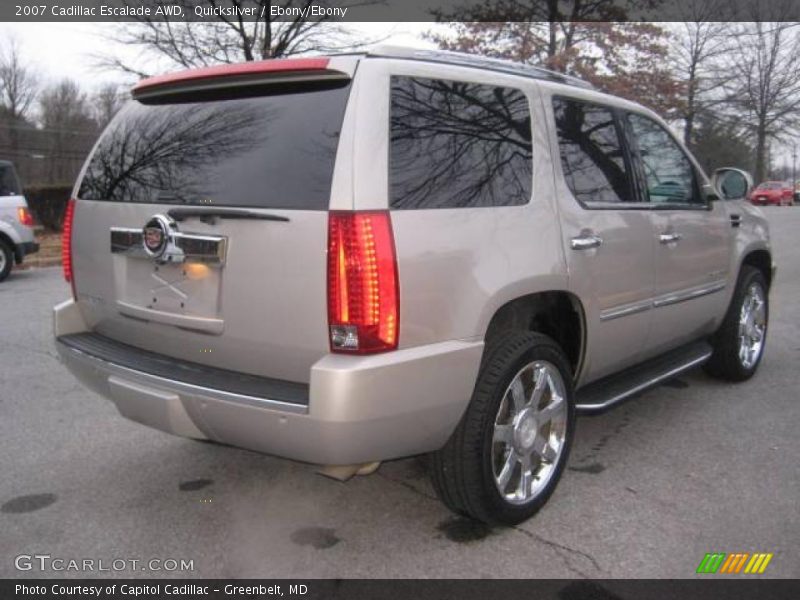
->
<box><xmin>142</xmin><ymin>214</ymin><xmax>174</xmax><ymax>259</ymax></box>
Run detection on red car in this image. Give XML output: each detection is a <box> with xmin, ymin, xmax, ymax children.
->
<box><xmin>750</xmin><ymin>181</ymin><xmax>794</xmax><ymax>206</ymax></box>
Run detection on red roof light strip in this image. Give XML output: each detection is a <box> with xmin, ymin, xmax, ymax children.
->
<box><xmin>133</xmin><ymin>57</ymin><xmax>331</xmax><ymax>93</ymax></box>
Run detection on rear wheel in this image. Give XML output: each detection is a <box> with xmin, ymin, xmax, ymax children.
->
<box><xmin>0</xmin><ymin>239</ymin><xmax>13</xmax><ymax>282</ymax></box>
<box><xmin>705</xmin><ymin>266</ymin><xmax>768</xmax><ymax>381</ymax></box>
<box><xmin>430</xmin><ymin>332</ymin><xmax>575</xmax><ymax>525</ymax></box>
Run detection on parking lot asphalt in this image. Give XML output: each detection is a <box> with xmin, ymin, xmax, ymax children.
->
<box><xmin>1</xmin><ymin>209</ymin><xmax>798</xmax><ymax>579</ymax></box>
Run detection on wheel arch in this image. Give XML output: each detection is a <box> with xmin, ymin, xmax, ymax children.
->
<box><xmin>482</xmin><ymin>291</ymin><xmax>586</xmax><ymax>381</ymax></box>
<box><xmin>0</xmin><ymin>230</ymin><xmax>17</xmax><ymax>262</ymax></box>
<box><xmin>740</xmin><ymin>248</ymin><xmax>773</xmax><ymax>290</ymax></box>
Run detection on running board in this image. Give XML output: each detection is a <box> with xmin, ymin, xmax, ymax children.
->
<box><xmin>575</xmin><ymin>341</ymin><xmax>713</xmax><ymax>415</ymax></box>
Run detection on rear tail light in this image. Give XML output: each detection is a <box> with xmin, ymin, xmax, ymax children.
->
<box><xmin>62</xmin><ymin>199</ymin><xmax>76</xmax><ymax>293</ymax></box>
<box><xmin>327</xmin><ymin>211</ymin><xmax>399</xmax><ymax>354</ymax></box>
<box><xmin>17</xmin><ymin>207</ymin><xmax>34</xmax><ymax>227</ymax></box>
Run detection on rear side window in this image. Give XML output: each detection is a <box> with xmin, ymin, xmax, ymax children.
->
<box><xmin>552</xmin><ymin>97</ymin><xmax>631</xmax><ymax>205</ymax></box>
<box><xmin>389</xmin><ymin>76</ymin><xmax>532</xmax><ymax>209</ymax></box>
<box><xmin>77</xmin><ymin>83</ymin><xmax>351</xmax><ymax>209</ymax></box>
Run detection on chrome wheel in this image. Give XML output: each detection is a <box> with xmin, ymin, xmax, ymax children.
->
<box><xmin>492</xmin><ymin>360</ymin><xmax>568</xmax><ymax>505</ymax></box>
<box><xmin>738</xmin><ymin>282</ymin><xmax>766</xmax><ymax>370</ymax></box>
<box><xmin>0</xmin><ymin>247</ymin><xmax>6</xmax><ymax>273</ymax></box>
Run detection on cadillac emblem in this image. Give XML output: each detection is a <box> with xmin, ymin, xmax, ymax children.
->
<box><xmin>142</xmin><ymin>215</ymin><xmax>173</xmax><ymax>259</ymax></box>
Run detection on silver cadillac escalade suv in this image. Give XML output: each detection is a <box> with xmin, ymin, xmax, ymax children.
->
<box><xmin>54</xmin><ymin>47</ymin><xmax>773</xmax><ymax>524</ymax></box>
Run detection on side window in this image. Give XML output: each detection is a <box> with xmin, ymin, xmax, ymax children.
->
<box><xmin>552</xmin><ymin>97</ymin><xmax>632</xmax><ymax>205</ymax></box>
<box><xmin>627</xmin><ymin>113</ymin><xmax>700</xmax><ymax>205</ymax></box>
<box><xmin>389</xmin><ymin>76</ymin><xmax>532</xmax><ymax>209</ymax></box>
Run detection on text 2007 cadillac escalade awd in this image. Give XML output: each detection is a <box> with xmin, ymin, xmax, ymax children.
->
<box><xmin>54</xmin><ymin>48</ymin><xmax>773</xmax><ymax>524</ymax></box>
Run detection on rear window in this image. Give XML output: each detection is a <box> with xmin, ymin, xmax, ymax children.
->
<box><xmin>0</xmin><ymin>164</ymin><xmax>21</xmax><ymax>196</ymax></box>
<box><xmin>77</xmin><ymin>82</ymin><xmax>351</xmax><ymax>209</ymax></box>
<box><xmin>389</xmin><ymin>76</ymin><xmax>532</xmax><ymax>209</ymax></box>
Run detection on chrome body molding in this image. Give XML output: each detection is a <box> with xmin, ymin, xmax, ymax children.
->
<box><xmin>110</xmin><ymin>227</ymin><xmax>227</xmax><ymax>266</ymax></box>
<box><xmin>600</xmin><ymin>281</ymin><xmax>726</xmax><ymax>321</ymax></box>
<box><xmin>599</xmin><ymin>300</ymin><xmax>652</xmax><ymax>322</ymax></box>
<box><xmin>652</xmin><ymin>281</ymin><xmax>726</xmax><ymax>308</ymax></box>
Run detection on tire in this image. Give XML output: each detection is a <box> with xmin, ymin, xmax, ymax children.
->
<box><xmin>705</xmin><ymin>266</ymin><xmax>768</xmax><ymax>381</ymax></box>
<box><xmin>430</xmin><ymin>331</ymin><xmax>575</xmax><ymax>525</ymax></box>
<box><xmin>0</xmin><ymin>239</ymin><xmax>13</xmax><ymax>282</ymax></box>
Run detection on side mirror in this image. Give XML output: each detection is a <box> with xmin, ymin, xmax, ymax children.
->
<box><xmin>712</xmin><ymin>168</ymin><xmax>753</xmax><ymax>201</ymax></box>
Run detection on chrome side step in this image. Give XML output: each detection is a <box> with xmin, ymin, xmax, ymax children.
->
<box><xmin>575</xmin><ymin>341</ymin><xmax>713</xmax><ymax>415</ymax></box>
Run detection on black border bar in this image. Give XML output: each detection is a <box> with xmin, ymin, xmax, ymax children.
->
<box><xmin>5</xmin><ymin>579</ymin><xmax>800</xmax><ymax>600</ymax></box>
<box><xmin>5</xmin><ymin>0</ymin><xmax>800</xmax><ymax>22</ymax></box>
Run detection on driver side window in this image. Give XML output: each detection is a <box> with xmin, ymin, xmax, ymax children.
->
<box><xmin>627</xmin><ymin>113</ymin><xmax>700</xmax><ymax>205</ymax></box>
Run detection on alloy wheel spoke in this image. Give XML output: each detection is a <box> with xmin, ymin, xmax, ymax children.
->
<box><xmin>510</xmin><ymin>378</ymin><xmax>526</xmax><ymax>413</ymax></box>
<box><xmin>537</xmin><ymin>394</ymin><xmax>565</xmax><ymax>424</ymax></box>
<box><xmin>529</xmin><ymin>367</ymin><xmax>547</xmax><ymax>408</ymax></box>
<box><xmin>493</xmin><ymin>424</ymin><xmax>513</xmax><ymax>445</ymax></box>
<box><xmin>496</xmin><ymin>450</ymin><xmax>517</xmax><ymax>490</ymax></box>
<box><xmin>518</xmin><ymin>454</ymin><xmax>533</xmax><ymax>499</ymax></box>
<box><xmin>533</xmin><ymin>436</ymin><xmax>558</xmax><ymax>463</ymax></box>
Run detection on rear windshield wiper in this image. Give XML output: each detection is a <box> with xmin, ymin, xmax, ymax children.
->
<box><xmin>167</xmin><ymin>207</ymin><xmax>290</xmax><ymax>224</ymax></box>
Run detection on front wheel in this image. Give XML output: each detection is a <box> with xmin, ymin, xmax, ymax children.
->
<box><xmin>705</xmin><ymin>266</ymin><xmax>768</xmax><ymax>381</ymax></box>
<box><xmin>430</xmin><ymin>332</ymin><xmax>575</xmax><ymax>525</ymax></box>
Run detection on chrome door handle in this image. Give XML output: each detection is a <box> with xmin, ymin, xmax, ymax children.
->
<box><xmin>659</xmin><ymin>232</ymin><xmax>683</xmax><ymax>244</ymax></box>
<box><xmin>570</xmin><ymin>233</ymin><xmax>603</xmax><ymax>250</ymax></box>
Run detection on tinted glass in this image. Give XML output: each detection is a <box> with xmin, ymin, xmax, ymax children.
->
<box><xmin>390</xmin><ymin>76</ymin><xmax>532</xmax><ymax>209</ymax></box>
<box><xmin>553</xmin><ymin>98</ymin><xmax>631</xmax><ymax>204</ymax></box>
<box><xmin>0</xmin><ymin>164</ymin><xmax>21</xmax><ymax>196</ymax></box>
<box><xmin>627</xmin><ymin>113</ymin><xmax>699</xmax><ymax>204</ymax></box>
<box><xmin>78</xmin><ymin>83</ymin><xmax>351</xmax><ymax>209</ymax></box>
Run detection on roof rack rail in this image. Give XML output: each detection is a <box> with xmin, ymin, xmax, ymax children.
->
<box><xmin>363</xmin><ymin>45</ymin><xmax>594</xmax><ymax>90</ymax></box>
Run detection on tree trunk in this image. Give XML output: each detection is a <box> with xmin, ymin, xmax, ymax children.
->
<box><xmin>754</xmin><ymin>122</ymin><xmax>767</xmax><ymax>183</ymax></box>
<box><xmin>261</xmin><ymin>1</ymin><xmax>272</xmax><ymax>59</ymax></box>
<box><xmin>683</xmin><ymin>65</ymin><xmax>696</xmax><ymax>146</ymax></box>
<box><xmin>548</xmin><ymin>22</ymin><xmax>557</xmax><ymax>59</ymax></box>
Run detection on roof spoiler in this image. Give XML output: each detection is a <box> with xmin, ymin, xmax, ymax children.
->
<box><xmin>132</xmin><ymin>57</ymin><xmax>350</xmax><ymax>101</ymax></box>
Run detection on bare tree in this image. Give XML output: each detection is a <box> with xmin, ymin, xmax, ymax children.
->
<box><xmin>722</xmin><ymin>19</ymin><xmax>800</xmax><ymax>182</ymax></box>
<box><xmin>98</xmin><ymin>0</ymin><xmax>383</xmax><ymax>78</ymax></box>
<box><xmin>667</xmin><ymin>1</ymin><xmax>734</xmax><ymax>145</ymax></box>
<box><xmin>0</xmin><ymin>37</ymin><xmax>39</xmax><ymax>121</ymax></box>
<box><xmin>39</xmin><ymin>80</ymin><xmax>98</xmax><ymax>183</ymax></box>
<box><xmin>93</xmin><ymin>83</ymin><xmax>127</xmax><ymax>128</ymax></box>
<box><xmin>0</xmin><ymin>37</ymin><xmax>40</xmax><ymax>162</ymax></box>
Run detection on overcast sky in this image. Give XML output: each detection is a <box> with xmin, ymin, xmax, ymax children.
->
<box><xmin>0</xmin><ymin>22</ymin><xmax>435</xmax><ymax>89</ymax></box>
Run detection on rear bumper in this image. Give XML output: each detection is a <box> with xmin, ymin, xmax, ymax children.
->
<box><xmin>16</xmin><ymin>241</ymin><xmax>39</xmax><ymax>262</ymax></box>
<box><xmin>54</xmin><ymin>299</ymin><xmax>483</xmax><ymax>465</ymax></box>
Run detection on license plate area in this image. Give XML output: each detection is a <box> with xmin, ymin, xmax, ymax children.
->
<box><xmin>110</xmin><ymin>225</ymin><xmax>226</xmax><ymax>333</ymax></box>
<box><xmin>119</xmin><ymin>259</ymin><xmax>222</xmax><ymax>315</ymax></box>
